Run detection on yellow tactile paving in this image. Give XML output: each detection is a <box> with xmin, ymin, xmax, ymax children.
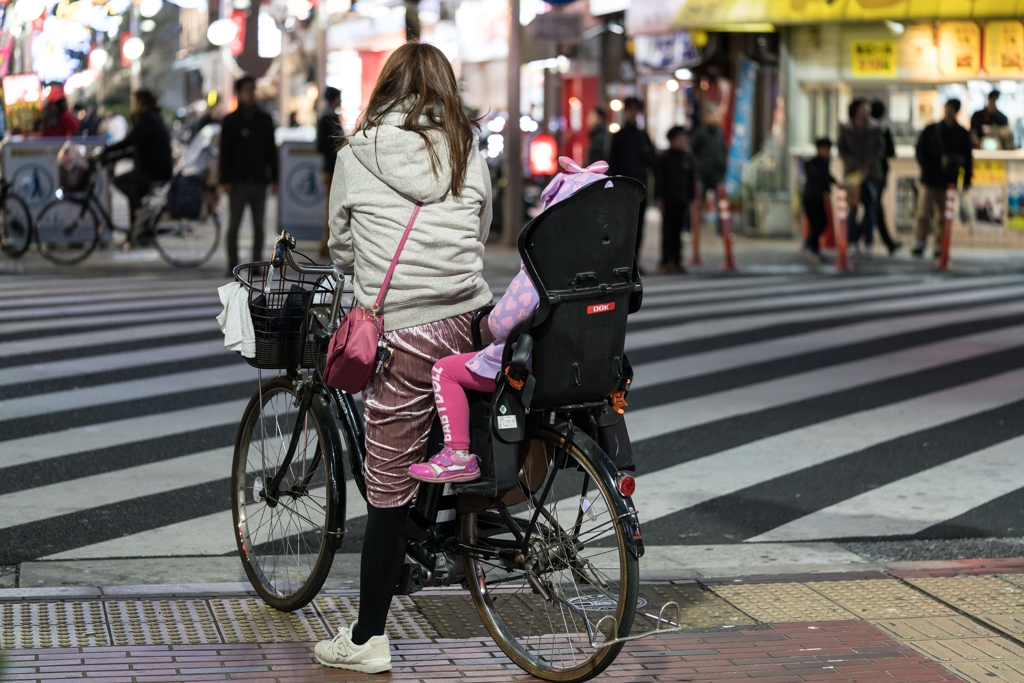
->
<box><xmin>314</xmin><ymin>594</ymin><xmax>438</xmax><ymax>640</ymax></box>
<box><xmin>0</xmin><ymin>601</ymin><xmax>108</xmax><ymax>649</ymax></box>
<box><xmin>908</xmin><ymin>576</ymin><xmax>1024</xmax><ymax>616</ymax></box>
<box><xmin>872</xmin><ymin>615</ymin><xmax>995</xmax><ymax>641</ymax></box>
<box><xmin>909</xmin><ymin>636</ymin><xmax>1024</xmax><ymax>663</ymax></box>
<box><xmin>210</xmin><ymin>597</ymin><xmax>331</xmax><ymax>643</ymax></box>
<box><xmin>948</xmin><ymin>661</ymin><xmax>1024</xmax><ymax>683</ymax></box>
<box><xmin>807</xmin><ymin>579</ymin><xmax>956</xmax><ymax>619</ymax></box>
<box><xmin>105</xmin><ymin>599</ymin><xmax>221</xmax><ymax>646</ymax></box>
<box><xmin>710</xmin><ymin>581</ymin><xmax>856</xmax><ymax>623</ymax></box>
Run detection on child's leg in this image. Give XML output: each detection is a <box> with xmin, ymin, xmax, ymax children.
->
<box><xmin>432</xmin><ymin>353</ymin><xmax>497</xmax><ymax>452</ymax></box>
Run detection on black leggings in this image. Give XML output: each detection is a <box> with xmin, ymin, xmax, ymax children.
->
<box><xmin>351</xmin><ymin>504</ymin><xmax>407</xmax><ymax>645</ymax></box>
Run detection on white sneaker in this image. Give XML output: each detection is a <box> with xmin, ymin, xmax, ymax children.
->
<box><xmin>314</xmin><ymin>623</ymin><xmax>391</xmax><ymax>673</ymax></box>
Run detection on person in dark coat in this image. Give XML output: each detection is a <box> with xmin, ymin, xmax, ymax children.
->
<box><xmin>914</xmin><ymin>99</ymin><xmax>972</xmax><ymax>258</ymax></box>
<box><xmin>317</xmin><ymin>86</ymin><xmax>343</xmax><ymax>258</ymax></box>
<box><xmin>104</xmin><ymin>90</ymin><xmax>173</xmax><ymax>226</ymax></box>
<box><xmin>608</xmin><ymin>97</ymin><xmax>655</xmax><ymax>261</ymax></box>
<box><xmin>654</xmin><ymin>126</ymin><xmax>696</xmax><ymax>272</ymax></box>
<box><xmin>690</xmin><ymin>108</ymin><xmax>727</xmax><ymax>233</ymax></box>
<box><xmin>970</xmin><ymin>89</ymin><xmax>1009</xmax><ymax>148</ymax></box>
<box><xmin>802</xmin><ymin>137</ymin><xmax>836</xmax><ymax>263</ymax></box>
<box><xmin>870</xmin><ymin>100</ymin><xmax>902</xmax><ymax>255</ymax></box>
<box><xmin>220</xmin><ymin>75</ymin><xmax>279</xmax><ymax>275</ymax></box>
<box><xmin>584</xmin><ymin>107</ymin><xmax>609</xmax><ymax>167</ymax></box>
<box><xmin>838</xmin><ymin>98</ymin><xmax>885</xmax><ymax>254</ymax></box>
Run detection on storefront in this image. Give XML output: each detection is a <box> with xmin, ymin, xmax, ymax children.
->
<box><xmin>671</xmin><ymin>0</ymin><xmax>1024</xmax><ymax>246</ymax></box>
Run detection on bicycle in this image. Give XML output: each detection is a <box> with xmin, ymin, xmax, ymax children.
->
<box><xmin>230</xmin><ymin>177</ymin><xmax>681</xmax><ymax>682</ymax></box>
<box><xmin>0</xmin><ymin>176</ymin><xmax>35</xmax><ymax>258</ymax></box>
<box><xmin>33</xmin><ymin>149</ymin><xmax>221</xmax><ymax>267</ymax></box>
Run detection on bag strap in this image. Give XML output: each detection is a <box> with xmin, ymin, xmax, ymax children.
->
<box><xmin>373</xmin><ymin>201</ymin><xmax>423</xmax><ymax>312</ymax></box>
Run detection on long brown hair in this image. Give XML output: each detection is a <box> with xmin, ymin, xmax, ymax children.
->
<box><xmin>356</xmin><ymin>42</ymin><xmax>478</xmax><ymax>197</ymax></box>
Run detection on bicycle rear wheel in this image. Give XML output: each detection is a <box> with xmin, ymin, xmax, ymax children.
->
<box><xmin>152</xmin><ymin>204</ymin><xmax>221</xmax><ymax>267</ymax></box>
<box><xmin>460</xmin><ymin>425</ymin><xmax>639</xmax><ymax>683</ymax></box>
<box><xmin>232</xmin><ymin>374</ymin><xmax>344</xmax><ymax>611</ymax></box>
<box><xmin>35</xmin><ymin>198</ymin><xmax>100</xmax><ymax>265</ymax></box>
<box><xmin>0</xmin><ymin>192</ymin><xmax>31</xmax><ymax>257</ymax></box>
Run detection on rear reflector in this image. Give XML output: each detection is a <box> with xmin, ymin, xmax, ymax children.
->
<box><xmin>587</xmin><ymin>302</ymin><xmax>616</xmax><ymax>314</ymax></box>
<box><xmin>616</xmin><ymin>473</ymin><xmax>635</xmax><ymax>497</ymax></box>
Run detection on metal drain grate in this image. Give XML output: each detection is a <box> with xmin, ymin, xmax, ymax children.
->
<box><xmin>0</xmin><ymin>601</ymin><xmax>108</xmax><ymax>649</ymax></box>
<box><xmin>106</xmin><ymin>599</ymin><xmax>220</xmax><ymax>645</ymax></box>
<box><xmin>315</xmin><ymin>595</ymin><xmax>437</xmax><ymax>640</ymax></box>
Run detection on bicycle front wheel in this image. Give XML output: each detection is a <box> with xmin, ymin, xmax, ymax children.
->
<box><xmin>152</xmin><ymin>204</ymin><xmax>221</xmax><ymax>267</ymax></box>
<box><xmin>1</xmin><ymin>192</ymin><xmax>32</xmax><ymax>257</ymax></box>
<box><xmin>232</xmin><ymin>374</ymin><xmax>344</xmax><ymax>611</ymax></box>
<box><xmin>35</xmin><ymin>198</ymin><xmax>100</xmax><ymax>265</ymax></box>
<box><xmin>460</xmin><ymin>424</ymin><xmax>640</xmax><ymax>683</ymax></box>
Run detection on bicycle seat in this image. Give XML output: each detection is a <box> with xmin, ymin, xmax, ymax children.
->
<box><xmin>515</xmin><ymin>175</ymin><xmax>645</xmax><ymax>409</ymax></box>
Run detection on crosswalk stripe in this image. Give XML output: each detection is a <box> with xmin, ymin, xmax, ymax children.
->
<box><xmin>0</xmin><ymin>293</ymin><xmax>217</xmax><ymax>321</ymax></box>
<box><xmin>626</xmin><ymin>282</ymin><xmax>1024</xmax><ymax>350</ymax></box>
<box><xmin>623</xmin><ymin>367</ymin><xmax>1024</xmax><ymax>533</ymax></box>
<box><xmin>0</xmin><ymin>340</ymin><xmax>231</xmax><ymax>387</ymax></box>
<box><xmin>1</xmin><ymin>286</ymin><xmax>220</xmax><ymax>311</ymax></box>
<box><xmin>625</xmin><ymin>325</ymin><xmax>1024</xmax><ymax>443</ymax></box>
<box><xmin>0</xmin><ymin>400</ymin><xmax>249</xmax><ymax>470</ymax></box>
<box><xmin>0</xmin><ymin>447</ymin><xmax>232</xmax><ymax>530</ymax></box>
<box><xmin>631</xmin><ymin>301</ymin><xmax>1024</xmax><ymax>390</ymax></box>
<box><xmin>639</xmin><ymin>274</ymin><xmax>919</xmax><ymax>307</ymax></box>
<box><xmin>0</xmin><ymin>321</ymin><xmax>221</xmax><ymax>360</ymax></box>
<box><xmin>45</xmin><ymin>478</ymin><xmax>365</xmax><ymax>560</ymax></box>
<box><xmin>635</xmin><ymin>275</ymin><xmax>796</xmax><ymax>294</ymax></box>
<box><xmin>0</xmin><ymin>365</ymin><xmax>252</xmax><ymax>421</ymax></box>
<box><xmin>0</xmin><ymin>305</ymin><xmax>223</xmax><ymax>337</ymax></box>
<box><xmin>628</xmin><ymin>276</ymin><xmax>1024</xmax><ymax>325</ymax></box>
<box><xmin>750</xmin><ymin>435</ymin><xmax>1024</xmax><ymax>542</ymax></box>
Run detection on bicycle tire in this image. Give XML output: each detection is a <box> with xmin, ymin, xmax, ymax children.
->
<box><xmin>35</xmin><ymin>198</ymin><xmax>100</xmax><ymax>266</ymax></box>
<box><xmin>1</xmin><ymin>192</ymin><xmax>33</xmax><ymax>258</ymax></box>
<box><xmin>232</xmin><ymin>374</ymin><xmax>346</xmax><ymax>611</ymax></box>
<box><xmin>152</xmin><ymin>205</ymin><xmax>222</xmax><ymax>268</ymax></box>
<box><xmin>460</xmin><ymin>424</ymin><xmax>639</xmax><ymax>683</ymax></box>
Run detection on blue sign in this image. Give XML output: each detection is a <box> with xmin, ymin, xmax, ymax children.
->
<box><xmin>12</xmin><ymin>163</ymin><xmax>56</xmax><ymax>204</ymax></box>
<box><xmin>286</xmin><ymin>163</ymin><xmax>326</xmax><ymax>204</ymax></box>
<box><xmin>724</xmin><ymin>58</ymin><xmax>758</xmax><ymax>198</ymax></box>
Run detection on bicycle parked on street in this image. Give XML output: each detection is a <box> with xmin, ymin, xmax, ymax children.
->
<box><xmin>229</xmin><ymin>178</ymin><xmax>679</xmax><ymax>682</ymax></box>
<box><xmin>31</xmin><ymin>148</ymin><xmax>221</xmax><ymax>267</ymax></box>
<box><xmin>0</xmin><ymin>176</ymin><xmax>35</xmax><ymax>258</ymax></box>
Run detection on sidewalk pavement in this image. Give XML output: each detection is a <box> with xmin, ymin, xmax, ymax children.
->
<box><xmin>5</xmin><ymin>557</ymin><xmax>1024</xmax><ymax>682</ymax></box>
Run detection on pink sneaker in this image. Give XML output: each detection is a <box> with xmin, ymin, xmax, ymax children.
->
<box><xmin>408</xmin><ymin>447</ymin><xmax>481</xmax><ymax>483</ymax></box>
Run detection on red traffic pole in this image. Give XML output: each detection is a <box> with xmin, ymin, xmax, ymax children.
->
<box><xmin>833</xmin><ymin>186</ymin><xmax>851</xmax><ymax>273</ymax></box>
<box><xmin>688</xmin><ymin>181</ymin><xmax>702</xmax><ymax>265</ymax></box>
<box><xmin>717</xmin><ymin>183</ymin><xmax>736</xmax><ymax>272</ymax></box>
<box><xmin>937</xmin><ymin>183</ymin><xmax>956</xmax><ymax>271</ymax></box>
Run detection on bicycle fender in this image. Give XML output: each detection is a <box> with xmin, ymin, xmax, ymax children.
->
<box><xmin>538</xmin><ymin>424</ymin><xmax>644</xmax><ymax>560</ymax></box>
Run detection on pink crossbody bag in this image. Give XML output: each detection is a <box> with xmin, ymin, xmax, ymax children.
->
<box><xmin>323</xmin><ymin>201</ymin><xmax>423</xmax><ymax>393</ymax></box>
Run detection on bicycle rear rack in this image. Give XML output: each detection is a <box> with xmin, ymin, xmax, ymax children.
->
<box><xmin>589</xmin><ymin>601</ymin><xmax>684</xmax><ymax>650</ymax></box>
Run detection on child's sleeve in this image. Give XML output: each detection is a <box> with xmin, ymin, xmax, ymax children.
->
<box><xmin>488</xmin><ymin>266</ymin><xmax>540</xmax><ymax>343</ymax></box>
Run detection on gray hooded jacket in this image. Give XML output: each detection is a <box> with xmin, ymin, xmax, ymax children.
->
<box><xmin>328</xmin><ymin>113</ymin><xmax>493</xmax><ymax>331</ymax></box>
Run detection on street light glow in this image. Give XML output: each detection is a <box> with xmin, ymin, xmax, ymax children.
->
<box><xmin>14</xmin><ymin>0</ymin><xmax>46</xmax><ymax>22</ymax></box>
<box><xmin>122</xmin><ymin>36</ymin><xmax>145</xmax><ymax>60</ymax></box>
<box><xmin>666</xmin><ymin>79</ymin><xmax>679</xmax><ymax>92</ymax></box>
<box><xmin>207</xmin><ymin>18</ymin><xmax>239</xmax><ymax>46</ymax></box>
<box><xmin>609</xmin><ymin>99</ymin><xmax>623</xmax><ymax>112</ymax></box>
<box><xmin>139</xmin><ymin>0</ymin><xmax>163</xmax><ymax>17</ymax></box>
<box><xmin>674</xmin><ymin>68</ymin><xmax>692</xmax><ymax>80</ymax></box>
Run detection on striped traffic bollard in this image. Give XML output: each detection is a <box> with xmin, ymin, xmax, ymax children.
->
<box><xmin>833</xmin><ymin>187</ymin><xmax>850</xmax><ymax>273</ymax></box>
<box><xmin>937</xmin><ymin>183</ymin><xmax>956</xmax><ymax>271</ymax></box>
<box><xmin>688</xmin><ymin>181</ymin><xmax>703</xmax><ymax>266</ymax></box>
<box><xmin>717</xmin><ymin>184</ymin><xmax>737</xmax><ymax>272</ymax></box>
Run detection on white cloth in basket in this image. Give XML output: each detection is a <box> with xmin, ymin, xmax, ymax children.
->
<box><xmin>216</xmin><ymin>282</ymin><xmax>255</xmax><ymax>359</ymax></box>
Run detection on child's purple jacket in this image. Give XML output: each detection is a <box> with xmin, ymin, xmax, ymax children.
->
<box><xmin>465</xmin><ymin>157</ymin><xmax>610</xmax><ymax>379</ymax></box>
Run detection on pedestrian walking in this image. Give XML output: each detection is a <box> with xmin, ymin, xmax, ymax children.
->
<box><xmin>802</xmin><ymin>137</ymin><xmax>836</xmax><ymax>263</ymax></box>
<box><xmin>220</xmin><ymin>75</ymin><xmax>279</xmax><ymax>276</ymax></box>
<box><xmin>584</xmin><ymin>107</ymin><xmax>609</xmax><ymax>167</ymax></box>
<box><xmin>608</xmin><ymin>97</ymin><xmax>655</xmax><ymax>260</ymax></box>
<box><xmin>913</xmin><ymin>98</ymin><xmax>972</xmax><ymax>258</ymax></box>
<box><xmin>40</xmin><ymin>85</ymin><xmax>80</xmax><ymax>138</ymax></box>
<box><xmin>654</xmin><ymin>126</ymin><xmax>696</xmax><ymax>272</ymax></box>
<box><xmin>690</xmin><ymin>107</ymin><xmax>727</xmax><ymax>232</ymax></box>
<box><xmin>315</xmin><ymin>42</ymin><xmax>493</xmax><ymax>674</ymax></box>
<box><xmin>870</xmin><ymin>100</ymin><xmax>902</xmax><ymax>255</ymax></box>
<box><xmin>103</xmin><ymin>90</ymin><xmax>173</xmax><ymax>227</ymax></box>
<box><xmin>837</xmin><ymin>99</ymin><xmax>885</xmax><ymax>255</ymax></box>
<box><xmin>970</xmin><ymin>89</ymin><xmax>1009</xmax><ymax>148</ymax></box>
<box><xmin>317</xmin><ymin>86</ymin><xmax>343</xmax><ymax>258</ymax></box>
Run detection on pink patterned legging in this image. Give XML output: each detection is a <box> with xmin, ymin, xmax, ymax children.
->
<box><xmin>432</xmin><ymin>352</ymin><xmax>497</xmax><ymax>451</ymax></box>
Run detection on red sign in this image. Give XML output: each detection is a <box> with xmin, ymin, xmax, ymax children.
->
<box><xmin>529</xmin><ymin>132</ymin><xmax>558</xmax><ymax>176</ymax></box>
<box><xmin>586</xmin><ymin>302</ymin><xmax>615</xmax><ymax>315</ymax></box>
<box><xmin>230</xmin><ymin>10</ymin><xmax>246</xmax><ymax>57</ymax></box>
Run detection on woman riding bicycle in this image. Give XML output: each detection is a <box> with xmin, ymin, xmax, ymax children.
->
<box><xmin>314</xmin><ymin>42</ymin><xmax>493</xmax><ymax>673</ymax></box>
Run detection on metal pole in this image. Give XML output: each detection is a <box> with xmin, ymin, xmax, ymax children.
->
<box><xmin>129</xmin><ymin>5</ymin><xmax>140</xmax><ymax>94</ymax></box>
<box><xmin>502</xmin><ymin>0</ymin><xmax>522</xmax><ymax>247</ymax></box>
<box><xmin>279</xmin><ymin>29</ymin><xmax>291</xmax><ymax>125</ymax></box>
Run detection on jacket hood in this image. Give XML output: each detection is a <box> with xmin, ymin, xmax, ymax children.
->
<box><xmin>346</xmin><ymin>112</ymin><xmax>455</xmax><ymax>203</ymax></box>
